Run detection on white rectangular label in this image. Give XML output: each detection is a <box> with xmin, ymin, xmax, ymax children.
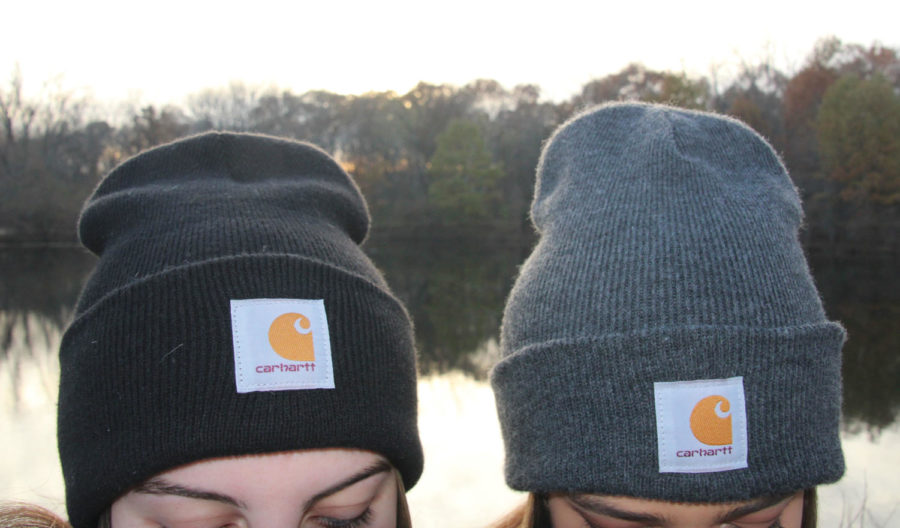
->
<box><xmin>654</xmin><ymin>376</ymin><xmax>748</xmax><ymax>473</ymax></box>
<box><xmin>230</xmin><ymin>298</ymin><xmax>335</xmax><ymax>393</ymax></box>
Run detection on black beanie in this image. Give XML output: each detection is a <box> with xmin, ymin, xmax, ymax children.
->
<box><xmin>57</xmin><ymin>132</ymin><xmax>422</xmax><ymax>528</ymax></box>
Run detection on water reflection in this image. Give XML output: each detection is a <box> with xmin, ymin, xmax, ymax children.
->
<box><xmin>0</xmin><ymin>248</ymin><xmax>94</xmax><ymax>412</ymax></box>
<box><xmin>1</xmin><ymin>245</ymin><xmax>898</xmax><ymax>430</ymax></box>
<box><xmin>366</xmin><ymin>235</ymin><xmax>530</xmax><ymax>377</ymax></box>
<box><xmin>1</xmin><ymin>244</ymin><xmax>898</xmax><ymax>527</ymax></box>
<box><xmin>810</xmin><ymin>254</ymin><xmax>900</xmax><ymax>437</ymax></box>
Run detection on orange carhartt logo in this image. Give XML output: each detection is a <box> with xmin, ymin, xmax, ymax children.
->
<box><xmin>268</xmin><ymin>312</ymin><xmax>315</xmax><ymax>361</ymax></box>
<box><xmin>689</xmin><ymin>395</ymin><xmax>732</xmax><ymax>445</ymax></box>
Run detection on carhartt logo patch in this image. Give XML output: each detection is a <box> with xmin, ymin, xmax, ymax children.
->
<box><xmin>230</xmin><ymin>299</ymin><xmax>335</xmax><ymax>393</ymax></box>
<box><xmin>654</xmin><ymin>376</ymin><xmax>748</xmax><ymax>473</ymax></box>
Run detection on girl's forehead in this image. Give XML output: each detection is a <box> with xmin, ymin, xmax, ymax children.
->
<box><xmin>159</xmin><ymin>448</ymin><xmax>386</xmax><ymax>482</ymax></box>
<box><xmin>115</xmin><ymin>449</ymin><xmax>395</xmax><ymax>513</ymax></box>
<box><xmin>134</xmin><ymin>448</ymin><xmax>389</xmax><ymax>502</ymax></box>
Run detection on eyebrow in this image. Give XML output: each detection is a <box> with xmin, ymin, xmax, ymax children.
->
<box><xmin>568</xmin><ymin>492</ymin><xmax>795</xmax><ymax>524</ymax></box>
<box><xmin>719</xmin><ymin>493</ymin><xmax>795</xmax><ymax>522</ymax></box>
<box><xmin>134</xmin><ymin>458</ymin><xmax>392</xmax><ymax>512</ymax></box>
<box><xmin>568</xmin><ymin>496</ymin><xmax>665</xmax><ymax>523</ymax></box>
<box><xmin>303</xmin><ymin>459</ymin><xmax>392</xmax><ymax>511</ymax></box>
<box><xmin>135</xmin><ymin>479</ymin><xmax>247</xmax><ymax>509</ymax></box>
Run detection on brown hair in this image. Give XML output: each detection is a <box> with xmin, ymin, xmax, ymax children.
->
<box><xmin>490</xmin><ymin>489</ymin><xmax>819</xmax><ymax>528</ymax></box>
<box><xmin>490</xmin><ymin>494</ymin><xmax>546</xmax><ymax>528</ymax></box>
<box><xmin>0</xmin><ymin>502</ymin><xmax>72</xmax><ymax>528</ymax></box>
<box><xmin>393</xmin><ymin>466</ymin><xmax>413</xmax><ymax>528</ymax></box>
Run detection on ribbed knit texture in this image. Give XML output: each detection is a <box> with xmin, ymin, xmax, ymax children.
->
<box><xmin>58</xmin><ymin>133</ymin><xmax>422</xmax><ymax>528</ymax></box>
<box><xmin>491</xmin><ymin>103</ymin><xmax>845</xmax><ymax>502</ymax></box>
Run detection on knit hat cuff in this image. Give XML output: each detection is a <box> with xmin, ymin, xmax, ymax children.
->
<box><xmin>59</xmin><ymin>254</ymin><xmax>422</xmax><ymax>528</ymax></box>
<box><xmin>490</xmin><ymin>322</ymin><xmax>845</xmax><ymax>501</ymax></box>
<box><xmin>66</xmin><ymin>252</ymin><xmax>397</xmax><ymax>335</ymax></box>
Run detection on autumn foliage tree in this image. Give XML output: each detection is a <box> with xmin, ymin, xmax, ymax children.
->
<box><xmin>576</xmin><ymin>63</ymin><xmax>710</xmax><ymax>109</ymax></box>
<box><xmin>1</xmin><ymin>37</ymin><xmax>897</xmax><ymax>255</ymax></box>
<box><xmin>817</xmin><ymin>74</ymin><xmax>900</xmax><ymax>205</ymax></box>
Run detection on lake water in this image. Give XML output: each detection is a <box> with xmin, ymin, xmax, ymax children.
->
<box><xmin>1</xmin><ymin>244</ymin><xmax>897</xmax><ymax>527</ymax></box>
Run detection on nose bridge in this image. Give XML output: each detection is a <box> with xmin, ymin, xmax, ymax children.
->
<box><xmin>657</xmin><ymin>514</ymin><xmax>731</xmax><ymax>528</ymax></box>
<box><xmin>236</xmin><ymin>483</ymin><xmax>309</xmax><ymax>528</ymax></box>
<box><xmin>244</xmin><ymin>505</ymin><xmax>307</xmax><ymax>528</ymax></box>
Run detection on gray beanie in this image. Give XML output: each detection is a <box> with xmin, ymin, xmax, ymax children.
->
<box><xmin>491</xmin><ymin>102</ymin><xmax>845</xmax><ymax>502</ymax></box>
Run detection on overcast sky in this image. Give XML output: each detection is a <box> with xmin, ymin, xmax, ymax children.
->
<box><xmin>3</xmin><ymin>0</ymin><xmax>898</xmax><ymax>105</ymax></box>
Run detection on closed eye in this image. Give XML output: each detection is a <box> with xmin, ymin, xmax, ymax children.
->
<box><xmin>312</xmin><ymin>507</ymin><xmax>373</xmax><ymax>528</ymax></box>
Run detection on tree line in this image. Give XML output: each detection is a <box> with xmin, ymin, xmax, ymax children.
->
<box><xmin>1</xmin><ymin>36</ymin><xmax>898</xmax><ymax>255</ymax></box>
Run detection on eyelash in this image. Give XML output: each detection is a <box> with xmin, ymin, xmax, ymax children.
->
<box><xmin>580</xmin><ymin>518</ymin><xmax>599</xmax><ymax>528</ymax></box>
<box><xmin>153</xmin><ymin>510</ymin><xmax>375</xmax><ymax>528</ymax></box>
<box><xmin>580</xmin><ymin>516</ymin><xmax>616</xmax><ymax>528</ymax></box>
<box><xmin>313</xmin><ymin>507</ymin><xmax>373</xmax><ymax>528</ymax></box>
<box><xmin>579</xmin><ymin>516</ymin><xmax>785</xmax><ymax>528</ymax></box>
<box><xmin>725</xmin><ymin>519</ymin><xmax>785</xmax><ymax>528</ymax></box>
